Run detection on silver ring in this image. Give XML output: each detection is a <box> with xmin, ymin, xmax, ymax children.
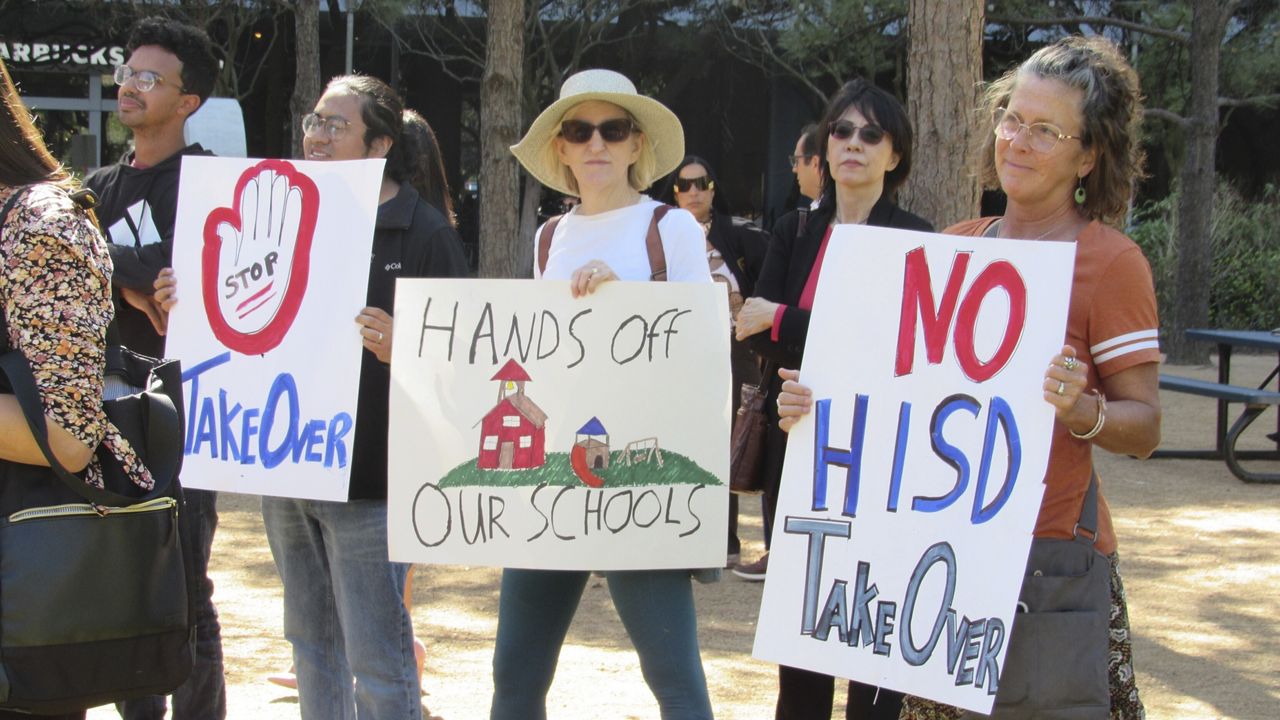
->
<box><xmin>590</xmin><ymin>267</ymin><xmax>599</xmax><ymax>275</ymax></box>
<box><xmin>1056</xmin><ymin>380</ymin><xmax>1065</xmax><ymax>395</ymax></box>
<box><xmin>376</xmin><ymin>331</ymin><xmax>384</xmax><ymax>343</ymax></box>
<box><xmin>1063</xmin><ymin>356</ymin><xmax>1078</xmax><ymax>371</ymax></box>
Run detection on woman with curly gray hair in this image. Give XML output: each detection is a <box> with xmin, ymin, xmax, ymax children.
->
<box><xmin>777</xmin><ymin>36</ymin><xmax>1159</xmax><ymax>720</ymax></box>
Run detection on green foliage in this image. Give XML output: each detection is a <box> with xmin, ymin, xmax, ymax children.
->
<box><xmin>438</xmin><ymin>450</ymin><xmax>722</xmax><ymax>488</ymax></box>
<box><xmin>704</xmin><ymin>0</ymin><xmax>908</xmax><ymax>102</ymax></box>
<box><xmin>1131</xmin><ymin>182</ymin><xmax>1280</xmax><ymax>331</ymax></box>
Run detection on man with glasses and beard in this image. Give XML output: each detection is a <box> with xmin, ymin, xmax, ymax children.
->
<box><xmin>83</xmin><ymin>17</ymin><xmax>226</xmax><ymax>720</ymax></box>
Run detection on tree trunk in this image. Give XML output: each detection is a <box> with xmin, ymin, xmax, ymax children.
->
<box><xmin>901</xmin><ymin>0</ymin><xmax>983</xmax><ymax>228</ymax></box>
<box><xmin>1166</xmin><ymin>0</ymin><xmax>1232</xmax><ymax>364</ymax></box>
<box><xmin>289</xmin><ymin>0</ymin><xmax>322</xmax><ymax>161</ymax></box>
<box><xmin>478</xmin><ymin>0</ymin><xmax>525</xmax><ymax>278</ymax></box>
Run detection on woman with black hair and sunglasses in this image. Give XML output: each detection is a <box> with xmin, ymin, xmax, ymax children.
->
<box><xmin>659</xmin><ymin>156</ymin><xmax>769</xmax><ymax>567</ymax></box>
<box><xmin>733</xmin><ymin>78</ymin><xmax>933</xmax><ymax>720</ymax></box>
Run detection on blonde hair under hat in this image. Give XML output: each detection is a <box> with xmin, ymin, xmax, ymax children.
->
<box><xmin>510</xmin><ymin>69</ymin><xmax>685</xmax><ymax>197</ymax></box>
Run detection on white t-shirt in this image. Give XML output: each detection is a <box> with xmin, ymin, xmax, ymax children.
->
<box><xmin>533</xmin><ymin>197</ymin><xmax>712</xmax><ymax>283</ymax></box>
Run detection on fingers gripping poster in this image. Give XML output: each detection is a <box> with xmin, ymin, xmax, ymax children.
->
<box><xmin>387</xmin><ymin>279</ymin><xmax>731</xmax><ymax>571</ymax></box>
<box><xmin>166</xmin><ymin>156</ymin><xmax>384</xmax><ymax>500</ymax></box>
<box><xmin>753</xmin><ymin>227</ymin><xmax>1075</xmax><ymax>714</ymax></box>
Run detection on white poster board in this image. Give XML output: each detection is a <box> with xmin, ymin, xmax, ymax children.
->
<box><xmin>387</xmin><ymin>279</ymin><xmax>731</xmax><ymax>571</ymax></box>
<box><xmin>753</xmin><ymin>226</ymin><xmax>1075</xmax><ymax>714</ymax></box>
<box><xmin>166</xmin><ymin>156</ymin><xmax>384</xmax><ymax>500</ymax></box>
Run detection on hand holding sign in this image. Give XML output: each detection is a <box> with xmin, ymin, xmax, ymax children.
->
<box><xmin>201</xmin><ymin>159</ymin><xmax>320</xmax><ymax>355</ymax></box>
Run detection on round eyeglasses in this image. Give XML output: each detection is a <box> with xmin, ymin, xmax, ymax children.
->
<box><xmin>992</xmin><ymin>107</ymin><xmax>1083</xmax><ymax>153</ymax></box>
<box><xmin>301</xmin><ymin>113</ymin><xmax>352</xmax><ymax>140</ymax></box>
<box><xmin>113</xmin><ymin>65</ymin><xmax>183</xmax><ymax>94</ymax></box>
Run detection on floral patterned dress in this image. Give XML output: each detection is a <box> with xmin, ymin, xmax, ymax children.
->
<box><xmin>0</xmin><ymin>182</ymin><xmax>151</xmax><ymax>491</ymax></box>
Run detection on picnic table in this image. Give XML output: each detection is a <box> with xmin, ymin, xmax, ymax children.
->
<box><xmin>1154</xmin><ymin>328</ymin><xmax>1280</xmax><ymax>483</ymax></box>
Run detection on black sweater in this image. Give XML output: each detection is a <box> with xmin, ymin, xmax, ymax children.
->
<box><xmin>750</xmin><ymin>197</ymin><xmax>934</xmax><ymax>369</ymax></box>
<box><xmin>349</xmin><ymin>183</ymin><xmax>470</xmax><ymax>500</ymax></box>
<box><xmin>84</xmin><ymin>144</ymin><xmax>213</xmax><ymax>357</ymax></box>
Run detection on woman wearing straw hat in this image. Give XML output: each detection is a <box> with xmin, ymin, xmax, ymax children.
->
<box><xmin>494</xmin><ymin>68</ymin><xmax>714</xmax><ymax>720</ymax></box>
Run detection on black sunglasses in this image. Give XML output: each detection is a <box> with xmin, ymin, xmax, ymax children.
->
<box><xmin>674</xmin><ymin>176</ymin><xmax>714</xmax><ymax>193</ymax></box>
<box><xmin>828</xmin><ymin>119</ymin><xmax>887</xmax><ymax>146</ymax></box>
<box><xmin>559</xmin><ymin>118</ymin><xmax>635</xmax><ymax>144</ymax></box>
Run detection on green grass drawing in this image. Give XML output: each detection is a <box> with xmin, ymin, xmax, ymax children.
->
<box><xmin>437</xmin><ymin>450</ymin><xmax>723</xmax><ymax>489</ymax></box>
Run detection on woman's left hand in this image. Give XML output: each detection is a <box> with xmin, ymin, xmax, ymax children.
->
<box><xmin>735</xmin><ymin>296</ymin><xmax>780</xmax><ymax>340</ymax></box>
<box><xmin>776</xmin><ymin>367</ymin><xmax>813</xmax><ymax>433</ymax></box>
<box><xmin>356</xmin><ymin>307</ymin><xmax>394</xmax><ymax>364</ymax></box>
<box><xmin>1043</xmin><ymin>344</ymin><xmax>1091</xmax><ymax>422</ymax></box>
<box><xmin>570</xmin><ymin>260</ymin><xmax>618</xmax><ymax>298</ymax></box>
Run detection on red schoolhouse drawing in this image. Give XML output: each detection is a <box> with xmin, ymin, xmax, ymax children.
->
<box><xmin>477</xmin><ymin>359</ymin><xmax>547</xmax><ymax>470</ymax></box>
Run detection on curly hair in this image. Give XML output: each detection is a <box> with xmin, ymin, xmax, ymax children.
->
<box><xmin>127</xmin><ymin>17</ymin><xmax>219</xmax><ymax>107</ymax></box>
<box><xmin>978</xmin><ymin>35</ymin><xmax>1146</xmax><ymax>226</ymax></box>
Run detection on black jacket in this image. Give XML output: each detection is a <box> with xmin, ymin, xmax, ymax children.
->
<box><xmin>84</xmin><ymin>144</ymin><xmax>213</xmax><ymax>357</ymax></box>
<box><xmin>349</xmin><ymin>183</ymin><xmax>470</xmax><ymax>500</ymax></box>
<box><xmin>751</xmin><ymin>196</ymin><xmax>934</xmax><ymax>368</ymax></box>
<box><xmin>707</xmin><ymin>212</ymin><xmax>769</xmax><ymax>298</ymax></box>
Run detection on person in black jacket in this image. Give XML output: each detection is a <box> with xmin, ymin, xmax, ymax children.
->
<box><xmin>734</xmin><ymin>79</ymin><xmax>934</xmax><ymax>720</ymax></box>
<box><xmin>82</xmin><ymin>19</ymin><xmax>226</xmax><ymax>720</ymax></box>
<box><xmin>658</xmin><ymin>155</ymin><xmax>769</xmax><ymax>566</ymax></box>
<box><xmin>157</xmin><ymin>73</ymin><xmax>468</xmax><ymax>720</ymax></box>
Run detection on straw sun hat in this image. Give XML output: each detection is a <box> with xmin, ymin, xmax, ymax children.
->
<box><xmin>510</xmin><ymin>69</ymin><xmax>685</xmax><ymax>196</ymax></box>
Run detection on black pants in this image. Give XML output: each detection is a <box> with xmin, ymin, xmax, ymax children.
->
<box><xmin>777</xmin><ymin>665</ymin><xmax>904</xmax><ymax>720</ymax></box>
<box><xmin>761</xmin><ymin>381</ymin><xmax>788</xmax><ymax>548</ymax></box>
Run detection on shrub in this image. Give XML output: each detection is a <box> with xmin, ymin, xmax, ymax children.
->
<box><xmin>1129</xmin><ymin>182</ymin><xmax>1280</xmax><ymax>333</ymax></box>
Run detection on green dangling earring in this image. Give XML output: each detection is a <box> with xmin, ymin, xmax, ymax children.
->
<box><xmin>1074</xmin><ymin>177</ymin><xmax>1087</xmax><ymax>206</ymax></box>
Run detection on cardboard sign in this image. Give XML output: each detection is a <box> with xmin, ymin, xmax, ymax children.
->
<box><xmin>165</xmin><ymin>156</ymin><xmax>384</xmax><ymax>500</ymax></box>
<box><xmin>753</xmin><ymin>226</ymin><xmax>1075</xmax><ymax>714</ymax></box>
<box><xmin>387</xmin><ymin>279</ymin><xmax>731</xmax><ymax>571</ymax></box>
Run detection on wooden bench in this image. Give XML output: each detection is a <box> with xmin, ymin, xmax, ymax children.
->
<box><xmin>1158</xmin><ymin>373</ymin><xmax>1280</xmax><ymax>483</ymax></box>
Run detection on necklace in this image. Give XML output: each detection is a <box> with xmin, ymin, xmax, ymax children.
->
<box><xmin>994</xmin><ymin>218</ymin><xmax>1073</xmax><ymax>241</ymax></box>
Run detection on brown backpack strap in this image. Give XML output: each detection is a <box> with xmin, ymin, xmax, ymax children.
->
<box><xmin>646</xmin><ymin>204</ymin><xmax>670</xmax><ymax>281</ymax></box>
<box><xmin>536</xmin><ymin>215</ymin><xmax>564</xmax><ymax>277</ymax></box>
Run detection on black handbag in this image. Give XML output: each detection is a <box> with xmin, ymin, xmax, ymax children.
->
<box><xmin>729</xmin><ymin>362</ymin><xmax>772</xmax><ymax>495</ymax></box>
<box><xmin>965</xmin><ymin>473</ymin><xmax>1111</xmax><ymax>719</ymax></box>
<box><xmin>0</xmin><ymin>185</ymin><xmax>194</xmax><ymax>713</ymax></box>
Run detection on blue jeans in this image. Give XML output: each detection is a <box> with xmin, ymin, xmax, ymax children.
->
<box><xmin>262</xmin><ymin>497</ymin><xmax>420</xmax><ymax>720</ymax></box>
<box><xmin>491</xmin><ymin>569</ymin><xmax>713</xmax><ymax>720</ymax></box>
<box><xmin>117</xmin><ymin>488</ymin><xmax>226</xmax><ymax>720</ymax></box>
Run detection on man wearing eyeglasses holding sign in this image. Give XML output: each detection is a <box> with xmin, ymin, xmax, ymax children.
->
<box><xmin>83</xmin><ymin>18</ymin><xmax>226</xmax><ymax>720</ymax></box>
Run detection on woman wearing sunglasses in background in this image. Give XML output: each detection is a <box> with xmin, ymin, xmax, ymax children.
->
<box><xmin>734</xmin><ymin>78</ymin><xmax>933</xmax><ymax>720</ymax></box>
<box><xmin>496</xmin><ymin>69</ymin><xmax>714</xmax><ymax>720</ymax></box>
<box><xmin>659</xmin><ymin>155</ymin><xmax>770</xmax><ymax>570</ymax></box>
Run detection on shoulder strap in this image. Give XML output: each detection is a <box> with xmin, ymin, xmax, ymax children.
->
<box><xmin>647</xmin><ymin>204</ymin><xmax>670</xmax><ymax>281</ymax></box>
<box><xmin>1074</xmin><ymin>471</ymin><xmax>1101</xmax><ymax>543</ymax></box>
<box><xmin>536</xmin><ymin>215</ymin><xmax>564</xmax><ymax>277</ymax></box>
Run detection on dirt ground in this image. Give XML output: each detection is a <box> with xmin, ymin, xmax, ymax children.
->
<box><xmin>88</xmin><ymin>353</ymin><xmax>1280</xmax><ymax>720</ymax></box>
